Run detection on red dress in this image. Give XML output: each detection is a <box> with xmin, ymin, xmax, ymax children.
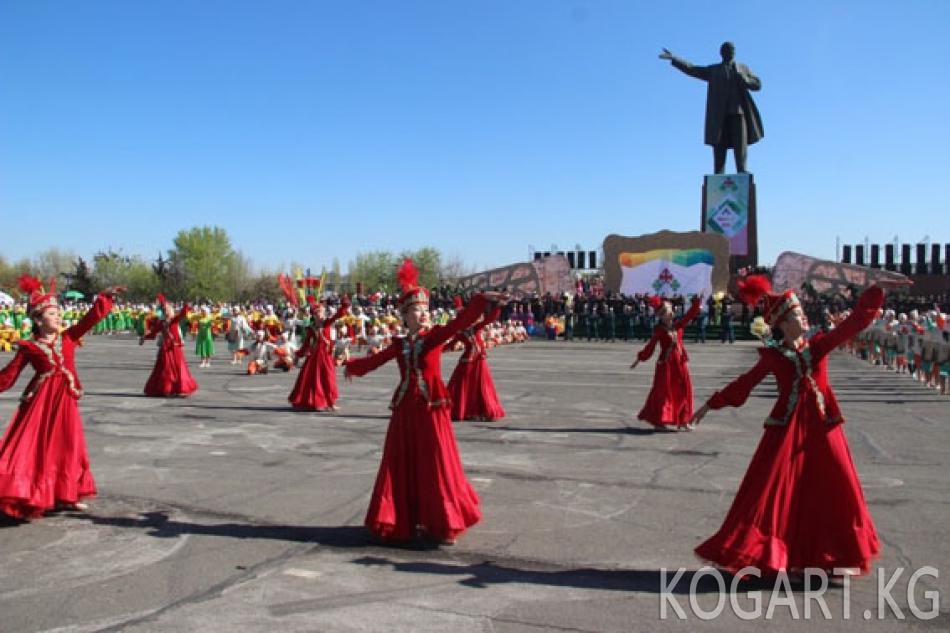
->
<box><xmin>447</xmin><ymin>305</ymin><xmax>505</xmax><ymax>422</ymax></box>
<box><xmin>344</xmin><ymin>295</ymin><xmax>489</xmax><ymax>542</ymax></box>
<box><xmin>143</xmin><ymin>305</ymin><xmax>198</xmax><ymax>397</ymax></box>
<box><xmin>635</xmin><ymin>299</ymin><xmax>701</xmax><ymax>427</ymax></box>
<box><xmin>695</xmin><ymin>287</ymin><xmax>884</xmax><ymax>575</ymax></box>
<box><xmin>0</xmin><ymin>294</ymin><xmax>112</xmax><ymax>519</ymax></box>
<box><xmin>288</xmin><ymin>305</ymin><xmax>348</xmax><ymax>411</ymax></box>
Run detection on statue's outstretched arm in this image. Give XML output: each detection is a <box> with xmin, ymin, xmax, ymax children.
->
<box><xmin>660</xmin><ymin>49</ymin><xmax>711</xmax><ymax>82</ymax></box>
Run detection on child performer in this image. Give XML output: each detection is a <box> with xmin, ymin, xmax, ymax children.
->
<box><xmin>273</xmin><ymin>332</ymin><xmax>297</xmax><ymax>372</ymax></box>
<box><xmin>226</xmin><ymin>305</ymin><xmax>253</xmax><ymax>366</ymax></box>
<box><xmin>344</xmin><ymin>259</ymin><xmax>507</xmax><ymax>545</ymax></box>
<box><xmin>446</xmin><ymin>296</ymin><xmax>506</xmax><ymax>422</ymax></box>
<box><xmin>364</xmin><ymin>325</ymin><xmax>386</xmax><ymax>355</ymax></box>
<box><xmin>246</xmin><ymin>330</ymin><xmax>276</xmax><ymax>375</ymax></box>
<box><xmin>288</xmin><ymin>297</ymin><xmax>350</xmax><ymax>411</ymax></box>
<box><xmin>140</xmin><ymin>295</ymin><xmax>198</xmax><ymax>397</ymax></box>
<box><xmin>630</xmin><ymin>294</ymin><xmax>703</xmax><ymax>430</ymax></box>
<box><xmin>691</xmin><ymin>275</ymin><xmax>910</xmax><ymax>576</ymax></box>
<box><xmin>195</xmin><ymin>306</ymin><xmax>215</xmax><ymax>368</ymax></box>
<box><xmin>0</xmin><ymin>277</ymin><xmax>124</xmax><ymax>519</ymax></box>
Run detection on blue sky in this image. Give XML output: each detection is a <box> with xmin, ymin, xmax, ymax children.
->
<box><xmin>2</xmin><ymin>0</ymin><xmax>948</xmax><ymax>272</ymax></box>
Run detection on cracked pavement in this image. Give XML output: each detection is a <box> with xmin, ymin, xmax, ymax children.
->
<box><xmin>1</xmin><ymin>336</ymin><xmax>947</xmax><ymax>631</ymax></box>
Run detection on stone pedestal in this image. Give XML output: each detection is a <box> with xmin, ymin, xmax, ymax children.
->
<box><xmin>701</xmin><ymin>173</ymin><xmax>758</xmax><ymax>272</ymax></box>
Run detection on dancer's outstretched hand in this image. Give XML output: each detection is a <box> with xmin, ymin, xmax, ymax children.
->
<box><xmin>103</xmin><ymin>286</ymin><xmax>127</xmax><ymax>298</ymax></box>
<box><xmin>690</xmin><ymin>404</ymin><xmax>710</xmax><ymax>427</ymax></box>
<box><xmin>629</xmin><ymin>359</ymin><xmax>640</xmax><ymax>370</ymax></box>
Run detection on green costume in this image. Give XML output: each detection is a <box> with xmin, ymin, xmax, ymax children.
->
<box><xmin>195</xmin><ymin>316</ymin><xmax>215</xmax><ymax>358</ymax></box>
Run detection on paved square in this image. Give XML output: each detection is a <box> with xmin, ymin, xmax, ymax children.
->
<box><xmin>1</xmin><ymin>337</ymin><xmax>947</xmax><ymax>631</ymax></box>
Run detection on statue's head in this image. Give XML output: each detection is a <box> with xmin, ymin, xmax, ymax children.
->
<box><xmin>719</xmin><ymin>41</ymin><xmax>736</xmax><ymax>63</ymax></box>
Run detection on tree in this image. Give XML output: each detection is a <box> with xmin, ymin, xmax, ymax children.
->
<box><xmin>92</xmin><ymin>249</ymin><xmax>132</xmax><ymax>289</ymax></box>
<box><xmin>152</xmin><ymin>252</ymin><xmax>169</xmax><ymax>283</ymax></box>
<box><xmin>329</xmin><ymin>257</ymin><xmax>343</xmax><ymax>293</ymax></box>
<box><xmin>166</xmin><ymin>226</ymin><xmax>238</xmax><ymax>301</ymax></box>
<box><xmin>92</xmin><ymin>249</ymin><xmax>159</xmax><ymax>301</ymax></box>
<box><xmin>0</xmin><ymin>255</ymin><xmax>24</xmax><ymax>290</ymax></box>
<box><xmin>33</xmin><ymin>248</ymin><xmax>77</xmax><ymax>286</ymax></box>
<box><xmin>70</xmin><ymin>257</ymin><xmax>96</xmax><ymax>298</ymax></box>
<box><xmin>348</xmin><ymin>251</ymin><xmax>397</xmax><ymax>294</ymax></box>
<box><xmin>125</xmin><ymin>259</ymin><xmax>160</xmax><ymax>300</ymax></box>
<box><xmin>245</xmin><ymin>269</ymin><xmax>281</xmax><ymax>304</ymax></box>
<box><xmin>440</xmin><ymin>253</ymin><xmax>477</xmax><ymax>282</ymax></box>
<box><xmin>227</xmin><ymin>249</ymin><xmax>254</xmax><ymax>300</ymax></box>
<box><xmin>400</xmin><ymin>246</ymin><xmax>441</xmax><ymax>289</ymax></box>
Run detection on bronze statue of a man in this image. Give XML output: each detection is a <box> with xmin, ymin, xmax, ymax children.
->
<box><xmin>660</xmin><ymin>42</ymin><xmax>763</xmax><ymax>174</ymax></box>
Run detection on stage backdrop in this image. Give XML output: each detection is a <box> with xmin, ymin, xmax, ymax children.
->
<box><xmin>772</xmin><ymin>251</ymin><xmax>908</xmax><ymax>295</ymax></box>
<box><xmin>532</xmin><ymin>254</ymin><xmax>573</xmax><ymax>297</ymax></box>
<box><xmin>603</xmin><ymin>231</ymin><xmax>730</xmax><ymax>297</ymax></box>
<box><xmin>454</xmin><ymin>262</ymin><xmax>541</xmax><ymax>299</ymax></box>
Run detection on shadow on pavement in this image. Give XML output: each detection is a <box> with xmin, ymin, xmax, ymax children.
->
<box><xmin>488</xmin><ymin>425</ymin><xmax>667</xmax><ymax>436</ymax></box>
<box><xmin>350</xmin><ymin>555</ymin><xmax>808</xmax><ymax>594</ymax></box>
<box><xmin>87</xmin><ymin>511</ymin><xmax>374</xmax><ymax>547</ymax></box>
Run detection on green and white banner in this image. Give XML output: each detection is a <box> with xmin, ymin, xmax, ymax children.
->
<box><xmin>704</xmin><ymin>174</ymin><xmax>749</xmax><ymax>256</ymax></box>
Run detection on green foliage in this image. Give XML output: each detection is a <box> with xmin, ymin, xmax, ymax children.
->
<box><xmin>70</xmin><ymin>258</ymin><xmax>96</xmax><ymax>298</ymax></box>
<box><xmin>401</xmin><ymin>246</ymin><xmax>442</xmax><ymax>289</ymax></box>
<box><xmin>167</xmin><ymin>226</ymin><xmax>239</xmax><ymax>301</ymax></box>
<box><xmin>92</xmin><ymin>249</ymin><xmax>160</xmax><ymax>301</ymax></box>
<box><xmin>7</xmin><ymin>232</ymin><xmax>470</xmax><ymax>303</ymax></box>
<box><xmin>0</xmin><ymin>255</ymin><xmax>25</xmax><ymax>290</ymax></box>
<box><xmin>348</xmin><ymin>251</ymin><xmax>398</xmax><ymax>293</ymax></box>
<box><xmin>33</xmin><ymin>247</ymin><xmax>77</xmax><ymax>281</ymax></box>
<box><xmin>244</xmin><ymin>270</ymin><xmax>282</xmax><ymax>303</ymax></box>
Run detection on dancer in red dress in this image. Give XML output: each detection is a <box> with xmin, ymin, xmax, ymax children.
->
<box><xmin>630</xmin><ymin>295</ymin><xmax>702</xmax><ymax>429</ymax></box>
<box><xmin>0</xmin><ymin>277</ymin><xmax>124</xmax><ymax>519</ymax></box>
<box><xmin>288</xmin><ymin>297</ymin><xmax>349</xmax><ymax>411</ymax></box>
<box><xmin>446</xmin><ymin>298</ymin><xmax>506</xmax><ymax>422</ymax></box>
<box><xmin>140</xmin><ymin>295</ymin><xmax>198</xmax><ymax>397</ymax></box>
<box><xmin>345</xmin><ymin>259</ymin><xmax>506</xmax><ymax>544</ymax></box>
<box><xmin>691</xmin><ymin>276</ymin><xmax>910</xmax><ymax>575</ymax></box>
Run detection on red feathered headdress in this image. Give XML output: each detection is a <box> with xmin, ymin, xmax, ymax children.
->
<box><xmin>647</xmin><ymin>295</ymin><xmax>670</xmax><ymax>315</ymax></box>
<box><xmin>18</xmin><ymin>275</ymin><xmax>58</xmax><ymax>316</ymax></box>
<box><xmin>397</xmin><ymin>258</ymin><xmax>428</xmax><ymax>311</ymax></box>
<box><xmin>738</xmin><ymin>274</ymin><xmax>800</xmax><ymax>327</ymax></box>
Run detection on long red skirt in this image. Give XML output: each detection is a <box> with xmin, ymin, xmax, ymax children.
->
<box><xmin>695</xmin><ymin>389</ymin><xmax>880</xmax><ymax>575</ymax></box>
<box><xmin>144</xmin><ymin>344</ymin><xmax>198</xmax><ymax>397</ymax></box>
<box><xmin>0</xmin><ymin>375</ymin><xmax>96</xmax><ymax>519</ymax></box>
<box><xmin>366</xmin><ymin>399</ymin><xmax>481</xmax><ymax>541</ymax></box>
<box><xmin>638</xmin><ymin>356</ymin><xmax>693</xmax><ymax>427</ymax></box>
<box><xmin>447</xmin><ymin>358</ymin><xmax>506</xmax><ymax>422</ymax></box>
<box><xmin>288</xmin><ymin>348</ymin><xmax>338</xmax><ymax>410</ymax></box>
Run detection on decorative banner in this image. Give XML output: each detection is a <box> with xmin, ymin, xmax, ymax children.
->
<box><xmin>618</xmin><ymin>249</ymin><xmax>715</xmax><ymax>297</ymax></box>
<box><xmin>704</xmin><ymin>174</ymin><xmax>750</xmax><ymax>256</ymax></box>
<box><xmin>531</xmin><ymin>254</ymin><xmax>573</xmax><ymax>296</ymax></box>
<box><xmin>772</xmin><ymin>251</ymin><xmax>908</xmax><ymax>295</ymax></box>
<box><xmin>455</xmin><ymin>262</ymin><xmax>542</xmax><ymax>299</ymax></box>
<box><xmin>603</xmin><ymin>231</ymin><xmax>730</xmax><ymax>296</ymax></box>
